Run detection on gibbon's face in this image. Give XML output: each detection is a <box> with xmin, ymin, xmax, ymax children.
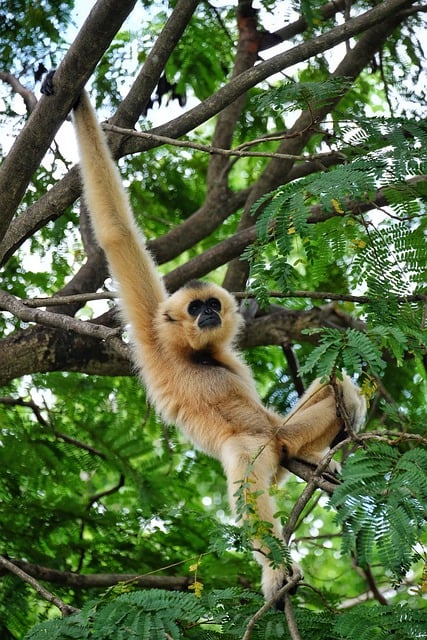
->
<box><xmin>158</xmin><ymin>280</ymin><xmax>242</xmax><ymax>351</ymax></box>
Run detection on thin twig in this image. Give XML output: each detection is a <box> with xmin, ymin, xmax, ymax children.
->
<box><xmin>234</xmin><ymin>290</ymin><xmax>427</xmax><ymax>304</ymax></box>
<box><xmin>21</xmin><ymin>289</ymin><xmax>426</xmax><ymax>309</ymax></box>
<box><xmin>0</xmin><ymin>555</ymin><xmax>79</xmax><ymax>616</ymax></box>
<box><xmin>102</xmin><ymin>122</ymin><xmax>346</xmax><ymax>163</ymax></box>
<box><xmin>284</xmin><ymin>591</ymin><xmax>303</xmax><ymax>640</ymax></box>
<box><xmin>241</xmin><ymin>568</ymin><xmax>303</xmax><ymax>640</ymax></box>
<box><xmin>0</xmin><ymin>396</ymin><xmax>108</xmax><ymax>458</ymax></box>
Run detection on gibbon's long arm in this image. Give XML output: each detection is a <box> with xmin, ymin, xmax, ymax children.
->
<box><xmin>72</xmin><ymin>91</ymin><xmax>167</xmax><ymax>348</ymax></box>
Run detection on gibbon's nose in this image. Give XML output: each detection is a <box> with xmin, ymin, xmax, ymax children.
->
<box><xmin>198</xmin><ymin>309</ymin><xmax>221</xmax><ymax>329</ymax></box>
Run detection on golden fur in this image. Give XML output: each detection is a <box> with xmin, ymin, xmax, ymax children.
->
<box><xmin>72</xmin><ymin>91</ymin><xmax>366</xmax><ymax>602</ymax></box>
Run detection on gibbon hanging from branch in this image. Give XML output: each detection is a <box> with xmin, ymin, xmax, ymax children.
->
<box><xmin>42</xmin><ymin>75</ymin><xmax>366</xmax><ymax>604</ymax></box>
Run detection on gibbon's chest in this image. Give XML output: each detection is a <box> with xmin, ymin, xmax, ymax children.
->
<box><xmin>145</xmin><ymin>348</ymin><xmax>281</xmax><ymax>456</ymax></box>
<box><xmin>143</xmin><ymin>345</ymin><xmax>259</xmax><ymax>410</ymax></box>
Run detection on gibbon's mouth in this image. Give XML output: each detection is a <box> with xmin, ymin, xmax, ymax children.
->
<box><xmin>198</xmin><ymin>314</ymin><xmax>221</xmax><ymax>329</ymax></box>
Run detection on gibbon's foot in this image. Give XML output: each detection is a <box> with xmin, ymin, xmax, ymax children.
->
<box><xmin>262</xmin><ymin>563</ymin><xmax>302</xmax><ymax>610</ymax></box>
<box><xmin>279</xmin><ymin>442</ymin><xmax>292</xmax><ymax>468</ymax></box>
<box><xmin>280</xmin><ymin>445</ymin><xmax>342</xmax><ymax>480</ymax></box>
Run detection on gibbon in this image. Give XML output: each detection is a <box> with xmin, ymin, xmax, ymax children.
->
<box><xmin>42</xmin><ymin>78</ymin><xmax>366</xmax><ymax>603</ymax></box>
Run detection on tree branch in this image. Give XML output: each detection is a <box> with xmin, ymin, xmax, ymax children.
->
<box><xmin>0</xmin><ymin>289</ymin><xmax>127</xmax><ymax>355</ymax></box>
<box><xmin>0</xmin><ymin>71</ymin><xmax>37</xmax><ymax>113</ymax></box>
<box><xmin>0</xmin><ymin>396</ymin><xmax>108</xmax><ymax>458</ymax></box>
<box><xmin>0</xmin><ymin>555</ymin><xmax>79</xmax><ymax>616</ymax></box>
<box><xmin>0</xmin><ymin>0</ymin><xmax>139</xmax><ymax>242</ymax></box>
<box><xmin>241</xmin><ymin>567</ymin><xmax>303</xmax><ymax>640</ymax></box>
<box><xmin>223</xmin><ymin>0</ymin><xmax>417</xmax><ymax>290</ymax></box>
<box><xmin>103</xmin><ymin>123</ymin><xmax>346</xmax><ymax>163</ymax></box>
<box><xmin>0</xmin><ymin>558</ymin><xmax>191</xmax><ymax>591</ymax></box>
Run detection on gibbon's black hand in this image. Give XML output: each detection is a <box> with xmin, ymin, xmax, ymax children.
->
<box><xmin>40</xmin><ymin>69</ymin><xmax>56</xmax><ymax>96</ymax></box>
<box><xmin>69</xmin><ymin>88</ymin><xmax>367</xmax><ymax>604</ymax></box>
<box><xmin>40</xmin><ymin>69</ymin><xmax>82</xmax><ymax>109</ymax></box>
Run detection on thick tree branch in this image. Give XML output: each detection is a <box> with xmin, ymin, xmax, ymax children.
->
<box><xmin>270</xmin><ymin>0</ymin><xmax>350</xmax><ymax>45</ymax></box>
<box><xmin>0</xmin><ymin>304</ymin><xmax>358</xmax><ymax>385</ymax></box>
<box><xmin>0</xmin><ymin>558</ymin><xmax>191</xmax><ymax>591</ymax></box>
<box><xmin>0</xmin><ymin>323</ymin><xmax>132</xmax><ymax>386</ymax></box>
<box><xmin>1</xmin><ymin>1</ymin><xmax>416</xmax><ymax>267</ymax></box>
<box><xmin>122</xmin><ymin>0</ymin><xmax>416</xmax><ymax>160</ymax></box>
<box><xmin>0</xmin><ymin>0</ymin><xmax>139</xmax><ymax>243</ymax></box>
<box><xmin>110</xmin><ymin>0</ymin><xmax>200</xmax><ymax>140</ymax></box>
<box><xmin>205</xmin><ymin>0</ymin><xmax>259</xmax><ymax>192</ymax></box>
<box><xmin>0</xmin><ymin>0</ymin><xmax>199</xmax><ymax>266</ymax></box>
<box><xmin>0</xmin><ymin>166</ymin><xmax>81</xmax><ymax>266</ymax></box>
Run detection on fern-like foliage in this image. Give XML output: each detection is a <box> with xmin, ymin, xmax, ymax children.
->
<box><xmin>25</xmin><ymin>590</ymin><xmax>208</xmax><ymax>640</ymax></box>
<box><xmin>23</xmin><ymin>585</ymin><xmax>427</xmax><ymax>640</ymax></box>
<box><xmin>255</xmin><ymin>78</ymin><xmax>353</xmax><ymax>114</ymax></box>
<box><xmin>330</xmin><ymin>443</ymin><xmax>427</xmax><ymax>583</ymax></box>
<box><xmin>300</xmin><ymin>327</ymin><xmax>387</xmax><ymax>379</ymax></box>
<box><xmin>242</xmin><ymin>109</ymin><xmax>427</xmax><ymax>376</ymax></box>
<box><xmin>334</xmin><ymin>603</ymin><xmax>427</xmax><ymax>640</ymax></box>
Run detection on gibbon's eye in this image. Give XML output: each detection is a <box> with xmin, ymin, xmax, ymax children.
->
<box><xmin>206</xmin><ymin>297</ymin><xmax>221</xmax><ymax>312</ymax></box>
<box><xmin>188</xmin><ymin>299</ymin><xmax>203</xmax><ymax>317</ymax></box>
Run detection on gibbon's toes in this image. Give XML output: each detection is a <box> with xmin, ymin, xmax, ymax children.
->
<box><xmin>327</xmin><ymin>458</ymin><xmax>342</xmax><ymax>475</ymax></box>
<box><xmin>263</xmin><ymin>563</ymin><xmax>302</xmax><ymax>610</ymax></box>
<box><xmin>280</xmin><ymin>443</ymin><xmax>290</xmax><ymax>467</ymax></box>
<box><xmin>274</xmin><ymin>570</ymin><xmax>301</xmax><ymax>610</ymax></box>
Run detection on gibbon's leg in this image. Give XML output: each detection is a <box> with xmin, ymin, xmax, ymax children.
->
<box><xmin>220</xmin><ymin>435</ymin><xmax>291</xmax><ymax>603</ymax></box>
<box><xmin>278</xmin><ymin>375</ymin><xmax>366</xmax><ymax>470</ymax></box>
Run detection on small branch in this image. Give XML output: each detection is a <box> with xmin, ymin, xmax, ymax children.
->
<box><xmin>86</xmin><ymin>474</ymin><xmax>125</xmax><ymax>511</ymax></box>
<box><xmin>283</xmin><ymin>591</ymin><xmax>303</xmax><ymax>640</ymax></box>
<box><xmin>0</xmin><ymin>395</ymin><xmax>49</xmax><ymax>427</ymax></box>
<box><xmin>282</xmin><ymin>448</ymin><xmax>339</xmax><ymax>546</ymax></box>
<box><xmin>234</xmin><ymin>289</ymin><xmax>427</xmax><ymax>305</ymax></box>
<box><xmin>103</xmin><ymin>122</ymin><xmax>345</xmax><ymax>163</ymax></box>
<box><xmin>0</xmin><ymin>71</ymin><xmax>37</xmax><ymax>113</ymax></box>
<box><xmin>241</xmin><ymin>567</ymin><xmax>303</xmax><ymax>640</ymax></box>
<box><xmin>23</xmin><ymin>291</ymin><xmax>118</xmax><ymax>307</ymax></box>
<box><xmin>284</xmin><ymin>458</ymin><xmax>340</xmax><ymax>495</ymax></box>
<box><xmin>0</xmin><ymin>555</ymin><xmax>79</xmax><ymax>616</ymax></box>
<box><xmin>358</xmin><ymin>430</ymin><xmax>427</xmax><ymax>447</ymax></box>
<box><xmin>0</xmin><ymin>396</ymin><xmax>108</xmax><ymax>458</ymax></box>
<box><xmin>281</xmin><ymin>340</ymin><xmax>305</xmax><ymax>397</ymax></box>
<box><xmin>358</xmin><ymin>563</ymin><xmax>389</xmax><ymax>605</ymax></box>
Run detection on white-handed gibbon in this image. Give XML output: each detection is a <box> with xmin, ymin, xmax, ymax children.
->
<box><xmin>44</xmin><ymin>80</ymin><xmax>366</xmax><ymax>603</ymax></box>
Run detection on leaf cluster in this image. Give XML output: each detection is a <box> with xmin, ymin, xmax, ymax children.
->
<box><xmin>24</xmin><ymin>588</ymin><xmax>427</xmax><ymax>640</ymax></box>
<box><xmin>331</xmin><ymin>443</ymin><xmax>427</xmax><ymax>583</ymax></box>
